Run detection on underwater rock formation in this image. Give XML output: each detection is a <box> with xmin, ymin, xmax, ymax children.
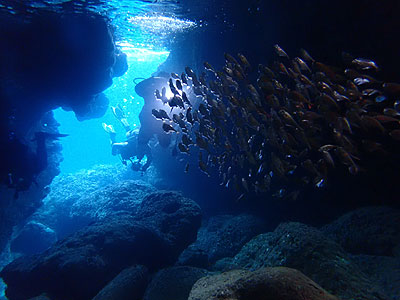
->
<box><xmin>0</xmin><ymin>9</ymin><xmax>127</xmax><ymax>221</ymax></box>
<box><xmin>10</xmin><ymin>221</ymin><xmax>57</xmax><ymax>256</ymax></box>
<box><xmin>351</xmin><ymin>255</ymin><xmax>400</xmax><ymax>300</ymax></box>
<box><xmin>0</xmin><ymin>111</ymin><xmax>63</xmax><ymax>257</ymax></box>
<box><xmin>188</xmin><ymin>267</ymin><xmax>338</xmax><ymax>300</ymax></box>
<box><xmin>0</xmin><ymin>10</ymin><xmax>128</xmax><ymax>265</ymax></box>
<box><xmin>322</xmin><ymin>206</ymin><xmax>400</xmax><ymax>256</ymax></box>
<box><xmin>29</xmin><ymin>167</ymin><xmax>154</xmax><ymax>240</ymax></box>
<box><xmin>92</xmin><ymin>265</ymin><xmax>149</xmax><ymax>300</ymax></box>
<box><xmin>143</xmin><ymin>266</ymin><xmax>211</xmax><ymax>300</ymax></box>
<box><xmin>1</xmin><ymin>191</ymin><xmax>202</xmax><ymax>300</ymax></box>
<box><xmin>214</xmin><ymin>222</ymin><xmax>388</xmax><ymax>300</ymax></box>
<box><xmin>178</xmin><ymin>214</ymin><xmax>267</xmax><ymax>267</ymax></box>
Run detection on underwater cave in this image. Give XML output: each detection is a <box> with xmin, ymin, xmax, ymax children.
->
<box><xmin>0</xmin><ymin>0</ymin><xmax>400</xmax><ymax>299</ymax></box>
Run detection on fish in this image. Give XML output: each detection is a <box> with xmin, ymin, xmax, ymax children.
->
<box><xmin>295</xmin><ymin>57</ymin><xmax>311</xmax><ymax>73</ymax></box>
<box><xmin>162</xmin><ymin>123</ymin><xmax>177</xmax><ymax>133</ymax></box>
<box><xmin>185</xmin><ymin>66</ymin><xmax>195</xmax><ymax>79</ymax></box>
<box><xmin>181</xmin><ymin>72</ymin><xmax>188</xmax><ymax>85</ymax></box>
<box><xmin>171</xmin><ymin>73</ymin><xmax>180</xmax><ymax>79</ymax></box>
<box><xmin>352</xmin><ymin>58</ymin><xmax>379</xmax><ymax>71</ymax></box>
<box><xmin>224</xmin><ymin>53</ymin><xmax>239</xmax><ymax>65</ymax></box>
<box><xmin>175</xmin><ymin>79</ymin><xmax>183</xmax><ymax>91</ymax></box>
<box><xmin>159</xmin><ymin>109</ymin><xmax>171</xmax><ymax>120</ymax></box>
<box><xmin>204</xmin><ymin>61</ymin><xmax>215</xmax><ymax>73</ymax></box>
<box><xmin>238</xmin><ymin>53</ymin><xmax>251</xmax><ymax>70</ymax></box>
<box><xmin>182</xmin><ymin>92</ymin><xmax>192</xmax><ymax>106</ymax></box>
<box><xmin>152</xmin><ymin>45</ymin><xmax>400</xmax><ymax>202</ymax></box>
<box><xmin>151</xmin><ymin>109</ymin><xmax>162</xmax><ymax>120</ymax></box>
<box><xmin>273</xmin><ymin>44</ymin><xmax>289</xmax><ymax>59</ymax></box>
<box><xmin>178</xmin><ymin>142</ymin><xmax>189</xmax><ymax>153</ymax></box>
<box><xmin>169</xmin><ymin>78</ymin><xmax>179</xmax><ymax>95</ymax></box>
<box><xmin>198</xmin><ymin>160</ymin><xmax>210</xmax><ymax>177</ymax></box>
<box><xmin>300</xmin><ymin>48</ymin><xmax>315</xmax><ymax>63</ymax></box>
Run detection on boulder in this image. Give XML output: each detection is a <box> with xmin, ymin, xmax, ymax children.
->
<box><xmin>188</xmin><ymin>267</ymin><xmax>338</xmax><ymax>300</ymax></box>
<box><xmin>321</xmin><ymin>206</ymin><xmax>400</xmax><ymax>256</ymax></box>
<box><xmin>178</xmin><ymin>214</ymin><xmax>266</xmax><ymax>267</ymax></box>
<box><xmin>1</xmin><ymin>191</ymin><xmax>202</xmax><ymax>300</ymax></box>
<box><xmin>215</xmin><ymin>222</ymin><xmax>388</xmax><ymax>300</ymax></box>
<box><xmin>144</xmin><ymin>266</ymin><xmax>210</xmax><ymax>300</ymax></box>
<box><xmin>92</xmin><ymin>265</ymin><xmax>149</xmax><ymax>300</ymax></box>
<box><xmin>351</xmin><ymin>254</ymin><xmax>400</xmax><ymax>300</ymax></box>
<box><xmin>33</xmin><ymin>176</ymin><xmax>155</xmax><ymax>239</ymax></box>
<box><xmin>10</xmin><ymin>221</ymin><xmax>57</xmax><ymax>255</ymax></box>
<box><xmin>1</xmin><ymin>215</ymin><xmax>164</xmax><ymax>300</ymax></box>
<box><xmin>135</xmin><ymin>191</ymin><xmax>202</xmax><ymax>257</ymax></box>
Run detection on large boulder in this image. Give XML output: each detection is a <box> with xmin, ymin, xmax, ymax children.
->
<box><xmin>92</xmin><ymin>265</ymin><xmax>149</xmax><ymax>300</ymax></box>
<box><xmin>1</xmin><ymin>215</ymin><xmax>164</xmax><ymax>300</ymax></box>
<box><xmin>178</xmin><ymin>214</ymin><xmax>267</xmax><ymax>267</ymax></box>
<box><xmin>321</xmin><ymin>206</ymin><xmax>400</xmax><ymax>256</ymax></box>
<box><xmin>144</xmin><ymin>266</ymin><xmax>210</xmax><ymax>300</ymax></box>
<box><xmin>188</xmin><ymin>267</ymin><xmax>338</xmax><ymax>300</ymax></box>
<box><xmin>1</xmin><ymin>191</ymin><xmax>202</xmax><ymax>300</ymax></box>
<box><xmin>215</xmin><ymin>222</ymin><xmax>388</xmax><ymax>300</ymax></box>
<box><xmin>135</xmin><ymin>191</ymin><xmax>202</xmax><ymax>257</ymax></box>
<box><xmin>32</xmin><ymin>175</ymin><xmax>155</xmax><ymax>240</ymax></box>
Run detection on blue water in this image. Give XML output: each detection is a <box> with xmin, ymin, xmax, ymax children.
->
<box><xmin>54</xmin><ymin>46</ymin><xmax>169</xmax><ymax>174</ymax></box>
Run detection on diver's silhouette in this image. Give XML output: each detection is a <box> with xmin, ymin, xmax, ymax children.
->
<box><xmin>2</xmin><ymin>132</ymin><xmax>68</xmax><ymax>199</ymax></box>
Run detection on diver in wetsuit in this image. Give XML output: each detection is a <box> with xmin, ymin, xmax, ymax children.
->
<box><xmin>2</xmin><ymin>132</ymin><xmax>68</xmax><ymax>198</ymax></box>
<box><xmin>103</xmin><ymin>104</ymin><xmax>153</xmax><ymax>172</ymax></box>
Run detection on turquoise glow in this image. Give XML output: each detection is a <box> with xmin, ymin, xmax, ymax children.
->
<box><xmin>54</xmin><ymin>46</ymin><xmax>169</xmax><ymax>174</ymax></box>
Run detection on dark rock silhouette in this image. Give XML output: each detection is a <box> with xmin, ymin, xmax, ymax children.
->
<box><xmin>92</xmin><ymin>265</ymin><xmax>149</xmax><ymax>300</ymax></box>
<box><xmin>322</xmin><ymin>206</ymin><xmax>400</xmax><ymax>257</ymax></box>
<box><xmin>143</xmin><ymin>266</ymin><xmax>210</xmax><ymax>300</ymax></box>
<box><xmin>178</xmin><ymin>214</ymin><xmax>267</xmax><ymax>268</ymax></box>
<box><xmin>10</xmin><ymin>221</ymin><xmax>57</xmax><ymax>256</ymax></box>
<box><xmin>214</xmin><ymin>222</ymin><xmax>389</xmax><ymax>300</ymax></box>
<box><xmin>1</xmin><ymin>191</ymin><xmax>202</xmax><ymax>300</ymax></box>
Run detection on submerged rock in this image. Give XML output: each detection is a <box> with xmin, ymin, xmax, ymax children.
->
<box><xmin>10</xmin><ymin>221</ymin><xmax>56</xmax><ymax>255</ymax></box>
<box><xmin>1</xmin><ymin>191</ymin><xmax>202</xmax><ymax>300</ymax></box>
<box><xmin>188</xmin><ymin>267</ymin><xmax>338</xmax><ymax>300</ymax></box>
<box><xmin>321</xmin><ymin>206</ymin><xmax>400</xmax><ymax>257</ymax></box>
<box><xmin>33</xmin><ymin>173</ymin><xmax>155</xmax><ymax>239</ymax></box>
<box><xmin>351</xmin><ymin>254</ymin><xmax>400</xmax><ymax>300</ymax></box>
<box><xmin>92</xmin><ymin>265</ymin><xmax>149</xmax><ymax>300</ymax></box>
<box><xmin>135</xmin><ymin>191</ymin><xmax>202</xmax><ymax>256</ymax></box>
<box><xmin>144</xmin><ymin>266</ymin><xmax>211</xmax><ymax>300</ymax></box>
<box><xmin>214</xmin><ymin>222</ymin><xmax>388</xmax><ymax>300</ymax></box>
<box><xmin>178</xmin><ymin>214</ymin><xmax>267</xmax><ymax>267</ymax></box>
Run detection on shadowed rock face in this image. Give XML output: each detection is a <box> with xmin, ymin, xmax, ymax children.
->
<box><xmin>178</xmin><ymin>214</ymin><xmax>268</xmax><ymax>268</ymax></box>
<box><xmin>214</xmin><ymin>222</ymin><xmax>389</xmax><ymax>300</ymax></box>
<box><xmin>321</xmin><ymin>206</ymin><xmax>400</xmax><ymax>257</ymax></box>
<box><xmin>143</xmin><ymin>266</ymin><xmax>211</xmax><ymax>300</ymax></box>
<box><xmin>0</xmin><ymin>10</ymin><xmax>128</xmax><ymax>264</ymax></box>
<box><xmin>0</xmin><ymin>11</ymin><xmax>127</xmax><ymax>191</ymax></box>
<box><xmin>92</xmin><ymin>265</ymin><xmax>149</xmax><ymax>300</ymax></box>
<box><xmin>1</xmin><ymin>191</ymin><xmax>202</xmax><ymax>300</ymax></box>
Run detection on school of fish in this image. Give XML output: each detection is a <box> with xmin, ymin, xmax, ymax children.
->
<box><xmin>151</xmin><ymin>45</ymin><xmax>400</xmax><ymax>201</ymax></box>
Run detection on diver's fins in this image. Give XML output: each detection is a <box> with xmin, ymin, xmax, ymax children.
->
<box><xmin>102</xmin><ymin>123</ymin><xmax>116</xmax><ymax>134</ymax></box>
<box><xmin>111</xmin><ymin>104</ymin><xmax>126</xmax><ymax>121</ymax></box>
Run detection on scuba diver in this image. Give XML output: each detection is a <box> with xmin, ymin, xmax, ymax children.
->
<box><xmin>103</xmin><ymin>104</ymin><xmax>153</xmax><ymax>172</ymax></box>
<box><xmin>2</xmin><ymin>132</ymin><xmax>68</xmax><ymax>199</ymax></box>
